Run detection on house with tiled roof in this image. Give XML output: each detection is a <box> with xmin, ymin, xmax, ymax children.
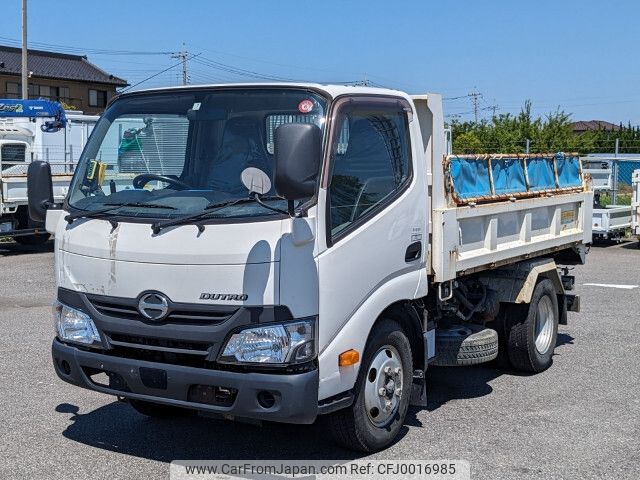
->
<box><xmin>0</xmin><ymin>45</ymin><xmax>128</xmax><ymax>114</ymax></box>
<box><xmin>571</xmin><ymin>120</ymin><xmax>621</xmax><ymax>134</ymax></box>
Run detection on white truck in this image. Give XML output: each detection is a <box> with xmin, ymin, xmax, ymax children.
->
<box><xmin>633</xmin><ymin>169</ymin><xmax>640</xmax><ymax>247</ymax></box>
<box><xmin>26</xmin><ymin>84</ymin><xmax>591</xmax><ymax>452</ymax></box>
<box><xmin>0</xmin><ymin>99</ymin><xmax>97</xmax><ymax>244</ymax></box>
<box><xmin>582</xmin><ymin>157</ymin><xmax>632</xmax><ymax>241</ymax></box>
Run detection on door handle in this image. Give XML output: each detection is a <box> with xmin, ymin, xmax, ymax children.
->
<box><xmin>405</xmin><ymin>241</ymin><xmax>422</xmax><ymax>262</ymax></box>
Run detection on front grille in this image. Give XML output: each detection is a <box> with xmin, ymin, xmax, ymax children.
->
<box><xmin>107</xmin><ymin>332</ymin><xmax>211</xmax><ymax>354</ymax></box>
<box><xmin>103</xmin><ymin>332</ymin><xmax>213</xmax><ymax>368</ymax></box>
<box><xmin>86</xmin><ymin>294</ymin><xmax>237</xmax><ymax>325</ymax></box>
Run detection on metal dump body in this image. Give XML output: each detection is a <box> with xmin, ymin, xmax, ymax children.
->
<box><xmin>410</xmin><ymin>95</ymin><xmax>592</xmax><ymax>283</ymax></box>
<box><xmin>432</xmin><ymin>153</ymin><xmax>592</xmax><ymax>282</ymax></box>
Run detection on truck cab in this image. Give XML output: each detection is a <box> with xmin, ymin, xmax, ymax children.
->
<box><xmin>27</xmin><ymin>84</ymin><xmax>591</xmax><ymax>452</ymax></box>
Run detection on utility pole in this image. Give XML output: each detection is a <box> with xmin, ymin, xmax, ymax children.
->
<box><xmin>171</xmin><ymin>43</ymin><xmax>189</xmax><ymax>85</ymax></box>
<box><xmin>488</xmin><ymin>103</ymin><xmax>499</xmax><ymax>118</ymax></box>
<box><xmin>469</xmin><ymin>88</ymin><xmax>482</xmax><ymax>123</ymax></box>
<box><xmin>21</xmin><ymin>0</ymin><xmax>28</xmax><ymax>99</ymax></box>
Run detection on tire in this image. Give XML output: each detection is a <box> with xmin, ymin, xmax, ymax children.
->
<box><xmin>490</xmin><ymin>303</ymin><xmax>527</xmax><ymax>369</ymax></box>
<box><xmin>13</xmin><ymin>233</ymin><xmax>51</xmax><ymax>246</ymax></box>
<box><xmin>506</xmin><ymin>278</ymin><xmax>559</xmax><ymax>373</ymax></box>
<box><xmin>327</xmin><ymin>319</ymin><xmax>413</xmax><ymax>452</ymax></box>
<box><xmin>431</xmin><ymin>324</ymin><xmax>498</xmax><ymax>366</ymax></box>
<box><xmin>129</xmin><ymin>399</ymin><xmax>193</xmax><ymax>419</ymax></box>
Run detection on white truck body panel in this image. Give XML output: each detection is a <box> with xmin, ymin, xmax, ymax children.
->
<box><xmin>592</xmin><ymin>205</ymin><xmax>632</xmax><ymax>236</ymax></box>
<box><xmin>582</xmin><ymin>156</ymin><xmax>632</xmax><ymax>240</ymax></box>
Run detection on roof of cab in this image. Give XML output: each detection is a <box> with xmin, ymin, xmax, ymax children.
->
<box><xmin>119</xmin><ymin>82</ymin><xmax>412</xmax><ymax>101</ymax></box>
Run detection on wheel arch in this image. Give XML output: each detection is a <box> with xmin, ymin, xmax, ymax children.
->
<box><xmin>377</xmin><ymin>301</ymin><xmax>424</xmax><ymax>373</ymax></box>
<box><xmin>317</xmin><ymin>266</ymin><xmax>424</xmax><ymax>402</ymax></box>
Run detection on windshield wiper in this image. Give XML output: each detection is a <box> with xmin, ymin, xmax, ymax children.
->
<box><xmin>151</xmin><ymin>195</ymin><xmax>286</xmax><ymax>234</ymax></box>
<box><xmin>65</xmin><ymin>201</ymin><xmax>177</xmax><ymax>226</ymax></box>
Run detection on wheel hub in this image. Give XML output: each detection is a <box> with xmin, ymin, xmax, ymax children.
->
<box><xmin>364</xmin><ymin>346</ymin><xmax>404</xmax><ymax>426</ymax></box>
<box><xmin>535</xmin><ymin>295</ymin><xmax>555</xmax><ymax>354</ymax></box>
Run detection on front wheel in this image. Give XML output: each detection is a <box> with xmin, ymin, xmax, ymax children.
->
<box><xmin>327</xmin><ymin>319</ymin><xmax>413</xmax><ymax>452</ymax></box>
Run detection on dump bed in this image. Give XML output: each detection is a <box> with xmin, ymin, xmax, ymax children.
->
<box><xmin>432</xmin><ymin>153</ymin><xmax>591</xmax><ymax>281</ymax></box>
<box><xmin>411</xmin><ymin>95</ymin><xmax>593</xmax><ymax>283</ymax></box>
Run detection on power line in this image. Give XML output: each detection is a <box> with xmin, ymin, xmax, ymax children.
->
<box><xmin>193</xmin><ymin>56</ymin><xmax>297</xmax><ymax>82</ymax></box>
<box><xmin>0</xmin><ymin>35</ymin><xmax>171</xmax><ymax>56</ymax></box>
<box><xmin>121</xmin><ymin>53</ymin><xmax>201</xmax><ymax>92</ymax></box>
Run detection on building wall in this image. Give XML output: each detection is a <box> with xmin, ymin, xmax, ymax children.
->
<box><xmin>0</xmin><ymin>74</ymin><xmax>119</xmax><ymax>114</ymax></box>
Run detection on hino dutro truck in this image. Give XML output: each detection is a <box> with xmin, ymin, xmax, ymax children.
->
<box><xmin>26</xmin><ymin>84</ymin><xmax>591</xmax><ymax>452</ymax></box>
<box><xmin>0</xmin><ymin>99</ymin><xmax>97</xmax><ymax>244</ymax></box>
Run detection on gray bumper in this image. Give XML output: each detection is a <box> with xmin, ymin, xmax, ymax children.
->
<box><xmin>52</xmin><ymin>339</ymin><xmax>318</xmax><ymax>424</ymax></box>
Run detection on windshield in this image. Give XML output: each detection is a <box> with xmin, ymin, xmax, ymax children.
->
<box><xmin>68</xmin><ymin>88</ymin><xmax>328</xmax><ymax>220</ymax></box>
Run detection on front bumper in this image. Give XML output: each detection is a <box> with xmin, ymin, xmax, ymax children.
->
<box><xmin>52</xmin><ymin>339</ymin><xmax>319</xmax><ymax>424</ymax></box>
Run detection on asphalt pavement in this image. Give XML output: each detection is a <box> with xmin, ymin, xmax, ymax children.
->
<box><xmin>0</xmin><ymin>239</ymin><xmax>638</xmax><ymax>480</ymax></box>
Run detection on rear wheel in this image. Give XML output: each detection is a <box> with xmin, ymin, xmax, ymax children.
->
<box><xmin>506</xmin><ymin>279</ymin><xmax>559</xmax><ymax>373</ymax></box>
<box><xmin>327</xmin><ymin>319</ymin><xmax>412</xmax><ymax>452</ymax></box>
<box><xmin>129</xmin><ymin>399</ymin><xmax>193</xmax><ymax>419</ymax></box>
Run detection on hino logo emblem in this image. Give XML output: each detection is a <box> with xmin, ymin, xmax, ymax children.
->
<box><xmin>200</xmin><ymin>293</ymin><xmax>248</xmax><ymax>301</ymax></box>
<box><xmin>138</xmin><ymin>292</ymin><xmax>170</xmax><ymax>320</ymax></box>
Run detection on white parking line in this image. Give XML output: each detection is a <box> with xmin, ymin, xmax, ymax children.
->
<box><xmin>583</xmin><ymin>283</ymin><xmax>639</xmax><ymax>290</ymax></box>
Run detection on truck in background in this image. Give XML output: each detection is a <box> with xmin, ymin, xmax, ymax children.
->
<box><xmin>27</xmin><ymin>85</ymin><xmax>591</xmax><ymax>452</ymax></box>
<box><xmin>632</xmin><ymin>169</ymin><xmax>640</xmax><ymax>247</ymax></box>
<box><xmin>0</xmin><ymin>99</ymin><xmax>97</xmax><ymax>244</ymax></box>
<box><xmin>582</xmin><ymin>157</ymin><xmax>632</xmax><ymax>242</ymax></box>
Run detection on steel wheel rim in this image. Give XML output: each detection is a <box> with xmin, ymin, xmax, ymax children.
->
<box><xmin>535</xmin><ymin>295</ymin><xmax>554</xmax><ymax>354</ymax></box>
<box><xmin>364</xmin><ymin>346</ymin><xmax>403</xmax><ymax>427</ymax></box>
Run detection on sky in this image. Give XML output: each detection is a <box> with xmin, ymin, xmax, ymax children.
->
<box><xmin>1</xmin><ymin>0</ymin><xmax>640</xmax><ymax>123</ymax></box>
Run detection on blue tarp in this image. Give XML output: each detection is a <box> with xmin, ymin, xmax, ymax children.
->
<box><xmin>527</xmin><ymin>157</ymin><xmax>556</xmax><ymax>191</ymax></box>
<box><xmin>491</xmin><ymin>158</ymin><xmax>527</xmax><ymax>195</ymax></box>
<box><xmin>449</xmin><ymin>157</ymin><xmax>491</xmax><ymax>199</ymax></box>
<box><xmin>556</xmin><ymin>155</ymin><xmax>582</xmax><ymax>187</ymax></box>
<box><xmin>449</xmin><ymin>154</ymin><xmax>582</xmax><ymax>201</ymax></box>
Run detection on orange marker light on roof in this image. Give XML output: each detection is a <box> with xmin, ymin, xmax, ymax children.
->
<box><xmin>338</xmin><ymin>349</ymin><xmax>360</xmax><ymax>367</ymax></box>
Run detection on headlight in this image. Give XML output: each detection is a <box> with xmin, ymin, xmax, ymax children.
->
<box><xmin>218</xmin><ymin>318</ymin><xmax>316</xmax><ymax>365</ymax></box>
<box><xmin>53</xmin><ymin>301</ymin><xmax>101</xmax><ymax>346</ymax></box>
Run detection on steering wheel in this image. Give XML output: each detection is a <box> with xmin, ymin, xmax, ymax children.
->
<box><xmin>132</xmin><ymin>174</ymin><xmax>191</xmax><ymax>190</ymax></box>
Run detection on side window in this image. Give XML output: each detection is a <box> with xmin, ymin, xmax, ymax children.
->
<box><xmin>328</xmin><ymin>105</ymin><xmax>412</xmax><ymax>237</ymax></box>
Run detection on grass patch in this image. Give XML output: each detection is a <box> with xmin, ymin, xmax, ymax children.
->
<box><xmin>598</xmin><ymin>194</ymin><xmax>632</xmax><ymax>206</ymax></box>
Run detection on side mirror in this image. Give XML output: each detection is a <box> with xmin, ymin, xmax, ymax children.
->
<box><xmin>274</xmin><ymin>123</ymin><xmax>322</xmax><ymax>200</ymax></box>
<box><xmin>27</xmin><ymin>161</ymin><xmax>54</xmax><ymax>223</ymax></box>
